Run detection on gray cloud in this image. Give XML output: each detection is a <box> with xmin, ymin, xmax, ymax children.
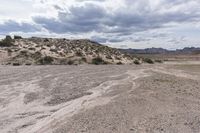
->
<box><xmin>32</xmin><ymin>1</ymin><xmax>200</xmax><ymax>36</ymax></box>
<box><xmin>0</xmin><ymin>20</ymin><xmax>39</xmax><ymax>35</ymax></box>
<box><xmin>1</xmin><ymin>0</ymin><xmax>200</xmax><ymax>48</ymax></box>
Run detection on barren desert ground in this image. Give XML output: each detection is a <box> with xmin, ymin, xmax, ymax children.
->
<box><xmin>0</xmin><ymin>63</ymin><xmax>200</xmax><ymax>133</ymax></box>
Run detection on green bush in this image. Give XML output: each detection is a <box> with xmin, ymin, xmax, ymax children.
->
<box><xmin>92</xmin><ymin>57</ymin><xmax>107</xmax><ymax>65</ymax></box>
<box><xmin>14</xmin><ymin>35</ymin><xmax>22</xmax><ymax>39</ymax></box>
<box><xmin>0</xmin><ymin>35</ymin><xmax>13</xmax><ymax>47</ymax></box>
<box><xmin>144</xmin><ymin>58</ymin><xmax>154</xmax><ymax>64</ymax></box>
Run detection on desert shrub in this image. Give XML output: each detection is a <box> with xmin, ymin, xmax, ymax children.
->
<box><xmin>28</xmin><ymin>47</ymin><xmax>36</xmax><ymax>51</ymax></box>
<box><xmin>76</xmin><ymin>51</ymin><xmax>83</xmax><ymax>56</ymax></box>
<box><xmin>38</xmin><ymin>56</ymin><xmax>54</xmax><ymax>65</ymax></box>
<box><xmin>0</xmin><ymin>35</ymin><xmax>13</xmax><ymax>47</ymax></box>
<box><xmin>46</xmin><ymin>44</ymin><xmax>51</xmax><ymax>47</ymax></box>
<box><xmin>20</xmin><ymin>50</ymin><xmax>28</xmax><ymax>55</ymax></box>
<box><xmin>59</xmin><ymin>59</ymin><xmax>68</xmax><ymax>65</ymax></box>
<box><xmin>31</xmin><ymin>51</ymin><xmax>42</xmax><ymax>59</ymax></box>
<box><xmin>106</xmin><ymin>55</ymin><xmax>112</xmax><ymax>59</ymax></box>
<box><xmin>81</xmin><ymin>57</ymin><xmax>87</xmax><ymax>62</ymax></box>
<box><xmin>116</xmin><ymin>62</ymin><xmax>123</xmax><ymax>65</ymax></box>
<box><xmin>13</xmin><ymin>62</ymin><xmax>20</xmax><ymax>66</ymax></box>
<box><xmin>92</xmin><ymin>57</ymin><xmax>107</xmax><ymax>65</ymax></box>
<box><xmin>144</xmin><ymin>58</ymin><xmax>154</xmax><ymax>64</ymax></box>
<box><xmin>68</xmin><ymin>60</ymin><xmax>74</xmax><ymax>65</ymax></box>
<box><xmin>155</xmin><ymin>59</ymin><xmax>163</xmax><ymax>63</ymax></box>
<box><xmin>6</xmin><ymin>62</ymin><xmax>11</xmax><ymax>65</ymax></box>
<box><xmin>19</xmin><ymin>50</ymin><xmax>29</xmax><ymax>58</ymax></box>
<box><xmin>50</xmin><ymin>49</ymin><xmax>57</xmax><ymax>53</ymax></box>
<box><xmin>14</xmin><ymin>35</ymin><xmax>22</xmax><ymax>39</ymax></box>
<box><xmin>25</xmin><ymin>63</ymin><xmax>32</xmax><ymax>66</ymax></box>
<box><xmin>134</xmin><ymin>60</ymin><xmax>140</xmax><ymax>65</ymax></box>
<box><xmin>95</xmin><ymin>49</ymin><xmax>100</xmax><ymax>54</ymax></box>
<box><xmin>44</xmin><ymin>38</ymin><xmax>49</xmax><ymax>42</ymax></box>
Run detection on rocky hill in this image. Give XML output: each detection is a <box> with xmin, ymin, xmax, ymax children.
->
<box><xmin>0</xmin><ymin>36</ymin><xmax>136</xmax><ymax>65</ymax></box>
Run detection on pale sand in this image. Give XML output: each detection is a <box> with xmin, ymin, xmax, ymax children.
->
<box><xmin>0</xmin><ymin>63</ymin><xmax>200</xmax><ymax>133</ymax></box>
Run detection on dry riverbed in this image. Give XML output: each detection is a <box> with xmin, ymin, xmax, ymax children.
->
<box><xmin>0</xmin><ymin>63</ymin><xmax>200</xmax><ymax>133</ymax></box>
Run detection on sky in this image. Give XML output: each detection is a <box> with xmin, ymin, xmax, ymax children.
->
<box><xmin>0</xmin><ymin>0</ymin><xmax>200</xmax><ymax>49</ymax></box>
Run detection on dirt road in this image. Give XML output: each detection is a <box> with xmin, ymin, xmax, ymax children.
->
<box><xmin>0</xmin><ymin>64</ymin><xmax>200</xmax><ymax>133</ymax></box>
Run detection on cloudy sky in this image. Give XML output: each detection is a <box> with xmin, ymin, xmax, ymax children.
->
<box><xmin>0</xmin><ymin>0</ymin><xmax>200</xmax><ymax>49</ymax></box>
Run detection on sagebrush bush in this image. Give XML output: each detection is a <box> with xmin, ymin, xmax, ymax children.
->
<box><xmin>116</xmin><ymin>62</ymin><xmax>123</xmax><ymax>65</ymax></box>
<box><xmin>0</xmin><ymin>35</ymin><xmax>13</xmax><ymax>47</ymax></box>
<box><xmin>134</xmin><ymin>60</ymin><xmax>140</xmax><ymax>65</ymax></box>
<box><xmin>38</xmin><ymin>56</ymin><xmax>54</xmax><ymax>65</ymax></box>
<box><xmin>14</xmin><ymin>35</ymin><xmax>22</xmax><ymax>39</ymax></box>
<box><xmin>92</xmin><ymin>57</ymin><xmax>107</xmax><ymax>65</ymax></box>
<box><xmin>81</xmin><ymin>57</ymin><xmax>87</xmax><ymax>62</ymax></box>
<box><xmin>68</xmin><ymin>60</ymin><xmax>74</xmax><ymax>65</ymax></box>
<box><xmin>13</xmin><ymin>62</ymin><xmax>20</xmax><ymax>66</ymax></box>
<box><xmin>143</xmin><ymin>58</ymin><xmax>154</xmax><ymax>64</ymax></box>
<box><xmin>76</xmin><ymin>51</ymin><xmax>83</xmax><ymax>56</ymax></box>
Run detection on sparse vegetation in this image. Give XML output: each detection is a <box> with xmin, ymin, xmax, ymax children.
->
<box><xmin>12</xmin><ymin>62</ymin><xmax>20</xmax><ymax>66</ymax></box>
<box><xmin>0</xmin><ymin>35</ymin><xmax>13</xmax><ymax>47</ymax></box>
<box><xmin>20</xmin><ymin>50</ymin><xmax>28</xmax><ymax>56</ymax></box>
<box><xmin>116</xmin><ymin>62</ymin><xmax>123</xmax><ymax>65</ymax></box>
<box><xmin>106</xmin><ymin>55</ymin><xmax>112</xmax><ymax>59</ymax></box>
<box><xmin>92</xmin><ymin>57</ymin><xmax>107</xmax><ymax>65</ymax></box>
<box><xmin>81</xmin><ymin>57</ymin><xmax>87</xmax><ymax>62</ymax></box>
<box><xmin>134</xmin><ymin>60</ymin><xmax>140</xmax><ymax>65</ymax></box>
<box><xmin>14</xmin><ymin>35</ymin><xmax>22</xmax><ymax>39</ymax></box>
<box><xmin>0</xmin><ymin>37</ymin><xmax>136</xmax><ymax>65</ymax></box>
<box><xmin>76</xmin><ymin>51</ymin><xmax>83</xmax><ymax>56</ymax></box>
<box><xmin>28</xmin><ymin>47</ymin><xmax>36</xmax><ymax>51</ymax></box>
<box><xmin>143</xmin><ymin>58</ymin><xmax>154</xmax><ymax>64</ymax></box>
<box><xmin>68</xmin><ymin>60</ymin><xmax>74</xmax><ymax>65</ymax></box>
<box><xmin>25</xmin><ymin>63</ymin><xmax>32</xmax><ymax>66</ymax></box>
<box><xmin>38</xmin><ymin>56</ymin><xmax>54</xmax><ymax>65</ymax></box>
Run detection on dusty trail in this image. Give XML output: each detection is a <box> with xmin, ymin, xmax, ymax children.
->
<box><xmin>24</xmin><ymin>69</ymin><xmax>149</xmax><ymax>133</ymax></box>
<box><xmin>0</xmin><ymin>64</ymin><xmax>200</xmax><ymax>133</ymax></box>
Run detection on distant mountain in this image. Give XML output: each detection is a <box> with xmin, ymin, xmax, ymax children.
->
<box><xmin>120</xmin><ymin>48</ymin><xmax>169</xmax><ymax>54</ymax></box>
<box><xmin>120</xmin><ymin>47</ymin><xmax>200</xmax><ymax>55</ymax></box>
<box><xmin>175</xmin><ymin>47</ymin><xmax>200</xmax><ymax>54</ymax></box>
